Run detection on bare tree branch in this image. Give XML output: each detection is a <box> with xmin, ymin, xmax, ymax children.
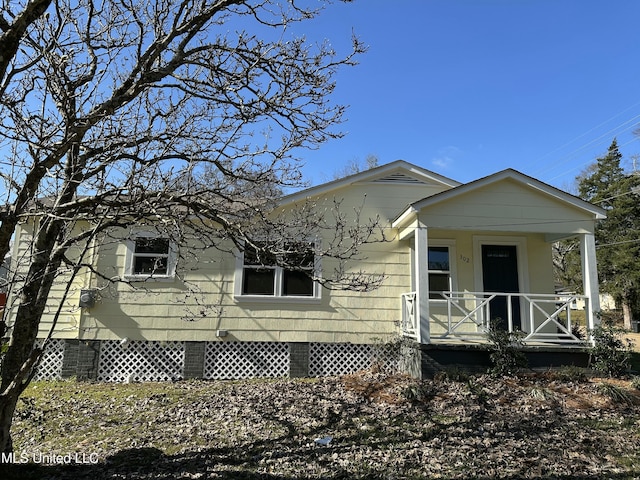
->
<box><xmin>0</xmin><ymin>0</ymin><xmax>373</xmax><ymax>454</ymax></box>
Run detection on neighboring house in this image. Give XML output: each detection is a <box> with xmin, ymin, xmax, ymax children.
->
<box><xmin>556</xmin><ymin>290</ymin><xmax>616</xmax><ymax>312</ymax></box>
<box><xmin>5</xmin><ymin>161</ymin><xmax>606</xmax><ymax>381</ymax></box>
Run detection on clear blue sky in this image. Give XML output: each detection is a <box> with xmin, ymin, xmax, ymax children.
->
<box><xmin>296</xmin><ymin>0</ymin><xmax>640</xmax><ymax>190</ymax></box>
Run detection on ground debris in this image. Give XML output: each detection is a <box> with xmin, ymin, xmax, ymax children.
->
<box><xmin>9</xmin><ymin>372</ymin><xmax>640</xmax><ymax>479</ymax></box>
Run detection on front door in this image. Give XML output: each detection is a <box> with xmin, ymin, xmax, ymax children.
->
<box><xmin>481</xmin><ymin>245</ymin><xmax>521</xmax><ymax>330</ymax></box>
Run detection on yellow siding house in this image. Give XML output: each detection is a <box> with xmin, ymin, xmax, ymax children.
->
<box><xmin>6</xmin><ymin>161</ymin><xmax>606</xmax><ymax>381</ymax></box>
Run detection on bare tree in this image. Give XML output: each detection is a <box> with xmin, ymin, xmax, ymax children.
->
<box><xmin>0</xmin><ymin>0</ymin><xmax>381</xmax><ymax>454</ymax></box>
<box><xmin>332</xmin><ymin>154</ymin><xmax>379</xmax><ymax>179</ymax></box>
<box><xmin>0</xmin><ymin>0</ymin><xmax>52</xmax><ymax>84</ymax></box>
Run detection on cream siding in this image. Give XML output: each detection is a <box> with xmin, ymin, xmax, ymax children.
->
<box><xmin>10</xmin><ymin>164</ymin><xmax>602</xmax><ymax>346</ymax></box>
<box><xmin>7</xmin><ymin>220</ymin><xmax>88</xmax><ymax>339</ymax></box>
<box><xmin>408</xmin><ymin>176</ymin><xmax>581</xmax><ymax>337</ymax></box>
<box><xmin>76</xmin><ymin>179</ymin><xmax>447</xmax><ymax>343</ymax></box>
<box><xmin>417</xmin><ymin>178</ymin><xmax>597</xmax><ymax>234</ymax></box>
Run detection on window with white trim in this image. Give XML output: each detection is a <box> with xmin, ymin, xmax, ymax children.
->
<box><xmin>238</xmin><ymin>242</ymin><xmax>318</xmax><ymax>298</ymax></box>
<box><xmin>428</xmin><ymin>246</ymin><xmax>452</xmax><ymax>300</ymax></box>
<box><xmin>125</xmin><ymin>235</ymin><xmax>177</xmax><ymax>279</ymax></box>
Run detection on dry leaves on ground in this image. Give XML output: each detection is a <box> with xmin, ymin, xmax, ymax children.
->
<box><xmin>6</xmin><ymin>371</ymin><xmax>640</xmax><ymax>479</ymax></box>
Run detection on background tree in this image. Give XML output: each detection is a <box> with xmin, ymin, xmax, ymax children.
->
<box><xmin>332</xmin><ymin>154</ymin><xmax>379</xmax><ymax>179</ymax></box>
<box><xmin>574</xmin><ymin>139</ymin><xmax>640</xmax><ymax>329</ymax></box>
<box><xmin>552</xmin><ymin>239</ymin><xmax>581</xmax><ymax>292</ymax></box>
<box><xmin>0</xmin><ymin>0</ymin><xmax>379</xmax><ymax>454</ymax></box>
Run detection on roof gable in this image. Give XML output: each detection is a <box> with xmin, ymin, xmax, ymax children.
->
<box><xmin>280</xmin><ymin>160</ymin><xmax>460</xmax><ymax>205</ymax></box>
<box><xmin>393</xmin><ymin>169</ymin><xmax>606</xmax><ymax>229</ymax></box>
<box><xmin>416</xmin><ymin>169</ymin><xmax>604</xmax><ymax>216</ymax></box>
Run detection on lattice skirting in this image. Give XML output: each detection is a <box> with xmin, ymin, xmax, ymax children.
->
<box><xmin>203</xmin><ymin>342</ymin><xmax>290</xmax><ymax>379</ymax></box>
<box><xmin>33</xmin><ymin>338</ymin><xmax>66</xmax><ymax>380</ymax></box>
<box><xmin>29</xmin><ymin>339</ymin><xmax>392</xmax><ymax>382</ymax></box>
<box><xmin>309</xmin><ymin>342</ymin><xmax>376</xmax><ymax>377</ymax></box>
<box><xmin>97</xmin><ymin>340</ymin><xmax>185</xmax><ymax>382</ymax></box>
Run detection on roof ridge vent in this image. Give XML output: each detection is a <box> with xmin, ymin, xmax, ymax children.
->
<box><xmin>372</xmin><ymin>172</ymin><xmax>426</xmax><ymax>184</ymax></box>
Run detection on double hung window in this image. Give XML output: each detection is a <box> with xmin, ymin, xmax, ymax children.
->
<box><xmin>428</xmin><ymin>246</ymin><xmax>452</xmax><ymax>300</ymax></box>
<box><xmin>125</xmin><ymin>235</ymin><xmax>176</xmax><ymax>279</ymax></box>
<box><xmin>239</xmin><ymin>242</ymin><xmax>318</xmax><ymax>298</ymax></box>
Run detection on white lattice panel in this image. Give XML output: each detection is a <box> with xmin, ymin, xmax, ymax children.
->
<box><xmin>97</xmin><ymin>340</ymin><xmax>185</xmax><ymax>382</ymax></box>
<box><xmin>309</xmin><ymin>343</ymin><xmax>375</xmax><ymax>377</ymax></box>
<box><xmin>204</xmin><ymin>342</ymin><xmax>289</xmax><ymax>379</ymax></box>
<box><xmin>33</xmin><ymin>338</ymin><xmax>65</xmax><ymax>380</ymax></box>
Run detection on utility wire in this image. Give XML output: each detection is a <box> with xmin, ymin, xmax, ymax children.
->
<box><xmin>532</xmin><ymin>100</ymin><xmax>640</xmax><ymax>173</ymax></box>
<box><xmin>536</xmin><ymin>137</ymin><xmax>639</xmax><ymax>186</ymax></box>
<box><xmin>596</xmin><ymin>238</ymin><xmax>640</xmax><ymax>249</ymax></box>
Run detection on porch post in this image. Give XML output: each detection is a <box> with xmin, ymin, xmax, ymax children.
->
<box><xmin>580</xmin><ymin>232</ymin><xmax>601</xmax><ymax>334</ymax></box>
<box><xmin>415</xmin><ymin>223</ymin><xmax>430</xmax><ymax>344</ymax></box>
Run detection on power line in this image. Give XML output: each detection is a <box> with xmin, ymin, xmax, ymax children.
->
<box><xmin>530</xmin><ymin>104</ymin><xmax>640</xmax><ymax>183</ymax></box>
<box><xmin>596</xmin><ymin>238</ymin><xmax>640</xmax><ymax>249</ymax></box>
<box><xmin>532</xmin><ymin>99</ymin><xmax>640</xmax><ymax>170</ymax></box>
<box><xmin>544</xmin><ymin>136</ymin><xmax>640</xmax><ymax>184</ymax></box>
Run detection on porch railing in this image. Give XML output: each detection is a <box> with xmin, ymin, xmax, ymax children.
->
<box><xmin>401</xmin><ymin>291</ymin><xmax>590</xmax><ymax>345</ymax></box>
<box><xmin>401</xmin><ymin>292</ymin><xmax>418</xmax><ymax>339</ymax></box>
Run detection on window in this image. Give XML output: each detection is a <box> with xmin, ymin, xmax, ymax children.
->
<box><xmin>125</xmin><ymin>235</ymin><xmax>176</xmax><ymax>279</ymax></box>
<box><xmin>238</xmin><ymin>242</ymin><xmax>318</xmax><ymax>299</ymax></box>
<box><xmin>428</xmin><ymin>246</ymin><xmax>451</xmax><ymax>300</ymax></box>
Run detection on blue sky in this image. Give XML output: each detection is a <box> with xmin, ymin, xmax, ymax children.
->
<box><xmin>296</xmin><ymin>0</ymin><xmax>640</xmax><ymax>189</ymax></box>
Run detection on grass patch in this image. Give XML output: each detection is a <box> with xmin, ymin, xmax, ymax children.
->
<box><xmin>529</xmin><ymin>386</ymin><xmax>558</xmax><ymax>402</ymax></box>
<box><xmin>597</xmin><ymin>382</ymin><xmax>634</xmax><ymax>406</ymax></box>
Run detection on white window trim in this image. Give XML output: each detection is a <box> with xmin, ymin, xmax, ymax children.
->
<box><xmin>428</xmin><ymin>240</ymin><xmax>457</xmax><ymax>303</ymax></box>
<box><xmin>123</xmin><ymin>232</ymin><xmax>178</xmax><ymax>281</ymax></box>
<box><xmin>234</xmin><ymin>241</ymin><xmax>322</xmax><ymax>303</ymax></box>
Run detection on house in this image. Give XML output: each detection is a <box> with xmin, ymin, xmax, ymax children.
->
<box><xmin>556</xmin><ymin>290</ymin><xmax>616</xmax><ymax>312</ymax></box>
<box><xmin>5</xmin><ymin>160</ymin><xmax>606</xmax><ymax>381</ymax></box>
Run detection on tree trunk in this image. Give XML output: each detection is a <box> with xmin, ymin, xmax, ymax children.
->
<box><xmin>0</xmin><ymin>309</ymin><xmax>46</xmax><ymax>453</ymax></box>
<box><xmin>0</xmin><ymin>221</ymin><xmax>64</xmax><ymax>452</ymax></box>
<box><xmin>622</xmin><ymin>300</ymin><xmax>634</xmax><ymax>331</ymax></box>
<box><xmin>0</xmin><ymin>393</ymin><xmax>18</xmax><ymax>455</ymax></box>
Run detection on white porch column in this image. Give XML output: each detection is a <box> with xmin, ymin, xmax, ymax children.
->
<box><xmin>415</xmin><ymin>224</ymin><xmax>430</xmax><ymax>344</ymax></box>
<box><xmin>580</xmin><ymin>232</ymin><xmax>601</xmax><ymax>333</ymax></box>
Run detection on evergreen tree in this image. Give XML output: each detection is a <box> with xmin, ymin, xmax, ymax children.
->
<box><xmin>577</xmin><ymin>139</ymin><xmax>640</xmax><ymax>329</ymax></box>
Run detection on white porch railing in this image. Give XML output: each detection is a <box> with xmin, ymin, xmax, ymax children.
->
<box><xmin>401</xmin><ymin>291</ymin><xmax>590</xmax><ymax>346</ymax></box>
<box><xmin>401</xmin><ymin>292</ymin><xmax>418</xmax><ymax>339</ymax></box>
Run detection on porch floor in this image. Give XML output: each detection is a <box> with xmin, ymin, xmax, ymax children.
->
<box><xmin>427</xmin><ymin>337</ymin><xmax>590</xmax><ymax>349</ymax></box>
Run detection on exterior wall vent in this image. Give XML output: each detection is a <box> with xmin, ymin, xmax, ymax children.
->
<box><xmin>372</xmin><ymin>173</ymin><xmax>427</xmax><ymax>185</ymax></box>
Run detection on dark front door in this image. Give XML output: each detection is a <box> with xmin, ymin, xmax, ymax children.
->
<box><xmin>481</xmin><ymin>245</ymin><xmax>521</xmax><ymax>330</ymax></box>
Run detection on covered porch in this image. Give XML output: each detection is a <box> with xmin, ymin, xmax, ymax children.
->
<box><xmin>401</xmin><ymin>290</ymin><xmax>589</xmax><ymax>346</ymax></box>
<box><xmin>392</xmin><ymin>170</ymin><xmax>606</xmax><ymax>348</ymax></box>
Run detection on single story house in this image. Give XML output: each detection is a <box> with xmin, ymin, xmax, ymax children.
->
<box><xmin>5</xmin><ymin>160</ymin><xmax>606</xmax><ymax>381</ymax></box>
